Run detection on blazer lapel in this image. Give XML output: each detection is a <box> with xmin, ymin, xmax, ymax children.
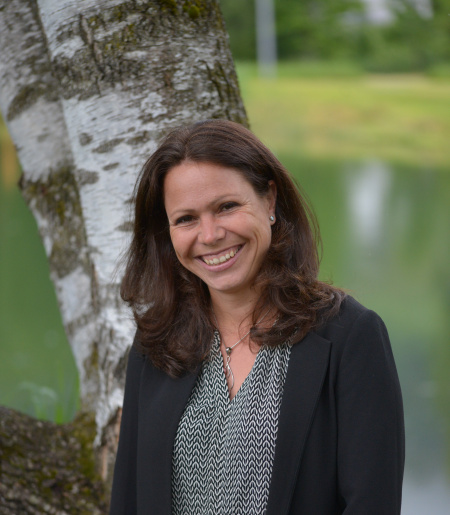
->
<box><xmin>137</xmin><ymin>363</ymin><xmax>199</xmax><ymax>515</ymax></box>
<box><xmin>266</xmin><ymin>331</ymin><xmax>331</xmax><ymax>515</ymax></box>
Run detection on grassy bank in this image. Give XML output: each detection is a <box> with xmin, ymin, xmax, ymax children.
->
<box><xmin>236</xmin><ymin>63</ymin><xmax>450</xmax><ymax>169</ymax></box>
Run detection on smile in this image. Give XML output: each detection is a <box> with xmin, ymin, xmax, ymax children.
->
<box><xmin>200</xmin><ymin>245</ymin><xmax>242</xmax><ymax>266</ymax></box>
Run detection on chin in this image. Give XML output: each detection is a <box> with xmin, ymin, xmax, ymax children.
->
<box><xmin>207</xmin><ymin>279</ymin><xmax>254</xmax><ymax>296</ymax></box>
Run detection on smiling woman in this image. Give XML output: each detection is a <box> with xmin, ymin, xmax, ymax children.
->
<box><xmin>164</xmin><ymin>161</ymin><xmax>276</xmax><ymax>302</ymax></box>
<box><xmin>111</xmin><ymin>119</ymin><xmax>405</xmax><ymax>514</ymax></box>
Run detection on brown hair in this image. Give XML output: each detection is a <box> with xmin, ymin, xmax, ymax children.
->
<box><xmin>121</xmin><ymin>119</ymin><xmax>344</xmax><ymax>376</ymax></box>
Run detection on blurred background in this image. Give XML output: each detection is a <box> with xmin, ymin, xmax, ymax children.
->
<box><xmin>0</xmin><ymin>0</ymin><xmax>449</xmax><ymax>512</ymax></box>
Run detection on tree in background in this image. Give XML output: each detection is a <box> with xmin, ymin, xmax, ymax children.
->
<box><xmin>0</xmin><ymin>0</ymin><xmax>246</xmax><ymax>512</ymax></box>
<box><xmin>220</xmin><ymin>0</ymin><xmax>256</xmax><ymax>60</ymax></box>
<box><xmin>360</xmin><ymin>0</ymin><xmax>450</xmax><ymax>72</ymax></box>
<box><xmin>220</xmin><ymin>0</ymin><xmax>364</xmax><ymax>61</ymax></box>
<box><xmin>220</xmin><ymin>0</ymin><xmax>450</xmax><ymax>72</ymax></box>
<box><xmin>275</xmin><ymin>0</ymin><xmax>364</xmax><ymax>60</ymax></box>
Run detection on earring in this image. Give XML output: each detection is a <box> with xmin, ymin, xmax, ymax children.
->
<box><xmin>269</xmin><ymin>215</ymin><xmax>275</xmax><ymax>222</ymax></box>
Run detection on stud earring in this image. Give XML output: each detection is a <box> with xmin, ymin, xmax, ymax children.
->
<box><xmin>269</xmin><ymin>215</ymin><xmax>275</xmax><ymax>222</ymax></box>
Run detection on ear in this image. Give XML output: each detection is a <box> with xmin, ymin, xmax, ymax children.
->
<box><xmin>267</xmin><ymin>180</ymin><xmax>277</xmax><ymax>216</ymax></box>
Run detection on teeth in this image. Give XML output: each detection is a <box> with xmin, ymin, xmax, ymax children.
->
<box><xmin>203</xmin><ymin>247</ymin><xmax>239</xmax><ymax>266</ymax></box>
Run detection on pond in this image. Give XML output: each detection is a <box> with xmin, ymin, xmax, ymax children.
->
<box><xmin>0</xmin><ymin>153</ymin><xmax>449</xmax><ymax>512</ymax></box>
<box><xmin>289</xmin><ymin>155</ymin><xmax>450</xmax><ymax>514</ymax></box>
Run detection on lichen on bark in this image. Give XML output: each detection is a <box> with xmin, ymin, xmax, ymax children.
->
<box><xmin>49</xmin><ymin>0</ymin><xmax>246</xmax><ymax>121</ymax></box>
<box><xmin>20</xmin><ymin>166</ymin><xmax>91</xmax><ymax>280</ymax></box>
<box><xmin>7</xmin><ymin>80</ymin><xmax>59</xmax><ymax>121</ymax></box>
<box><xmin>0</xmin><ymin>407</ymin><xmax>107</xmax><ymax>514</ymax></box>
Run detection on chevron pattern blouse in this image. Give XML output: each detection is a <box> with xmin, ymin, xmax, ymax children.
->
<box><xmin>172</xmin><ymin>331</ymin><xmax>292</xmax><ymax>515</ymax></box>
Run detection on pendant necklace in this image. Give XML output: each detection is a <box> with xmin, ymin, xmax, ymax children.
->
<box><xmin>214</xmin><ymin>309</ymin><xmax>270</xmax><ymax>390</ymax></box>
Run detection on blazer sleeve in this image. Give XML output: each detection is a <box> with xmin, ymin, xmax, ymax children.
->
<box><xmin>336</xmin><ymin>309</ymin><xmax>405</xmax><ymax>514</ymax></box>
<box><xmin>110</xmin><ymin>340</ymin><xmax>146</xmax><ymax>515</ymax></box>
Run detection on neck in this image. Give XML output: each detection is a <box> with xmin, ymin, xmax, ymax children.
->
<box><xmin>210</xmin><ymin>290</ymin><xmax>259</xmax><ymax>334</ymax></box>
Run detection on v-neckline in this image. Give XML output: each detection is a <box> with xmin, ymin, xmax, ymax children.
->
<box><xmin>214</xmin><ymin>331</ymin><xmax>263</xmax><ymax>404</ymax></box>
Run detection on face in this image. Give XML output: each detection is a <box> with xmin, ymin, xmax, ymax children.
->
<box><xmin>163</xmin><ymin>161</ymin><xmax>276</xmax><ymax>302</ymax></box>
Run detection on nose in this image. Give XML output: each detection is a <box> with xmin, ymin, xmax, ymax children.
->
<box><xmin>198</xmin><ymin>215</ymin><xmax>225</xmax><ymax>245</ymax></box>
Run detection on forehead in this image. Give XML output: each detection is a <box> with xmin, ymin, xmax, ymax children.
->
<box><xmin>164</xmin><ymin>161</ymin><xmax>252</xmax><ymax>194</ymax></box>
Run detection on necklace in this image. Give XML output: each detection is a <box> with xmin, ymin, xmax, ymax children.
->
<box><xmin>214</xmin><ymin>309</ymin><xmax>270</xmax><ymax>390</ymax></box>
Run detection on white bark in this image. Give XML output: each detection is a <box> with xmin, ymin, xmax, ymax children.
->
<box><xmin>0</xmin><ymin>0</ymin><xmax>247</xmax><ymax>492</ymax></box>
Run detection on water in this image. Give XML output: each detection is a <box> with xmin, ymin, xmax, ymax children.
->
<box><xmin>1</xmin><ymin>154</ymin><xmax>449</xmax><ymax>512</ymax></box>
<box><xmin>289</xmin><ymin>156</ymin><xmax>450</xmax><ymax>514</ymax></box>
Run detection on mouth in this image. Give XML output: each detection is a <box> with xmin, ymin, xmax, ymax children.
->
<box><xmin>200</xmin><ymin>245</ymin><xmax>243</xmax><ymax>266</ymax></box>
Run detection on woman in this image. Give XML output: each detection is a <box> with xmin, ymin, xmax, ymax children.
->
<box><xmin>110</xmin><ymin>119</ymin><xmax>404</xmax><ymax>514</ymax></box>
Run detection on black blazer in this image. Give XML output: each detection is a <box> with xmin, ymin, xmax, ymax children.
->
<box><xmin>110</xmin><ymin>296</ymin><xmax>405</xmax><ymax>514</ymax></box>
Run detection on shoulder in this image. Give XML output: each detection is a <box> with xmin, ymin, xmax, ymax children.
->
<box><xmin>122</xmin><ymin>331</ymin><xmax>151</xmax><ymax>388</ymax></box>
<box><xmin>129</xmin><ymin>331</ymin><xmax>198</xmax><ymax>385</ymax></box>
<box><xmin>314</xmin><ymin>295</ymin><xmax>390</xmax><ymax>353</ymax></box>
<box><xmin>308</xmin><ymin>297</ymin><xmax>401</xmax><ymax>408</ymax></box>
<box><xmin>129</xmin><ymin>332</ymin><xmax>148</xmax><ymax>366</ymax></box>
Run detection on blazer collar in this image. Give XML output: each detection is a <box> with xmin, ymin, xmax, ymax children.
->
<box><xmin>266</xmin><ymin>330</ymin><xmax>331</xmax><ymax>515</ymax></box>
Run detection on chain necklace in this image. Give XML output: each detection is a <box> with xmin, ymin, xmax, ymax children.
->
<box><xmin>214</xmin><ymin>309</ymin><xmax>271</xmax><ymax>390</ymax></box>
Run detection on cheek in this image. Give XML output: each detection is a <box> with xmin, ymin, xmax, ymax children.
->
<box><xmin>169</xmin><ymin>231</ymin><xmax>190</xmax><ymax>260</ymax></box>
<box><xmin>258</xmin><ymin>224</ymin><xmax>273</xmax><ymax>257</ymax></box>
<box><xmin>169</xmin><ymin>231</ymin><xmax>181</xmax><ymax>256</ymax></box>
<box><xmin>262</xmin><ymin>228</ymin><xmax>272</xmax><ymax>252</ymax></box>
<box><xmin>255</xmin><ymin>216</ymin><xmax>272</xmax><ymax>243</ymax></box>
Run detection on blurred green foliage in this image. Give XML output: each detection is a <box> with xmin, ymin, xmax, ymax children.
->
<box><xmin>275</xmin><ymin>0</ymin><xmax>364</xmax><ymax>61</ymax></box>
<box><xmin>220</xmin><ymin>0</ymin><xmax>450</xmax><ymax>72</ymax></box>
<box><xmin>221</xmin><ymin>0</ymin><xmax>256</xmax><ymax>59</ymax></box>
<box><xmin>360</xmin><ymin>0</ymin><xmax>450</xmax><ymax>72</ymax></box>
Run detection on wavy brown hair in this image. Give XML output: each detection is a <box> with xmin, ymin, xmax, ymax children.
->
<box><xmin>121</xmin><ymin>119</ymin><xmax>345</xmax><ymax>376</ymax></box>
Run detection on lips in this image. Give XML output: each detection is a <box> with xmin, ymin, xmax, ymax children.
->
<box><xmin>200</xmin><ymin>245</ymin><xmax>242</xmax><ymax>266</ymax></box>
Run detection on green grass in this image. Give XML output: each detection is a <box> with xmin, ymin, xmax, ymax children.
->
<box><xmin>237</xmin><ymin>60</ymin><xmax>365</xmax><ymax>79</ymax></box>
<box><xmin>236</xmin><ymin>62</ymin><xmax>450</xmax><ymax>169</ymax></box>
<box><xmin>426</xmin><ymin>63</ymin><xmax>450</xmax><ymax>79</ymax></box>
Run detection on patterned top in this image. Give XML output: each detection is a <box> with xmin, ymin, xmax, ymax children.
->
<box><xmin>172</xmin><ymin>332</ymin><xmax>292</xmax><ymax>515</ymax></box>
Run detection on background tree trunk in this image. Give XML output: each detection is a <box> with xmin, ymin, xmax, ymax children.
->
<box><xmin>0</xmin><ymin>0</ymin><xmax>247</xmax><ymax>510</ymax></box>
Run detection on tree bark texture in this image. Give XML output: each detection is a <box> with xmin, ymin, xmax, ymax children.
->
<box><xmin>0</xmin><ymin>0</ymin><xmax>247</xmax><ymax>510</ymax></box>
<box><xmin>0</xmin><ymin>407</ymin><xmax>108</xmax><ymax>514</ymax></box>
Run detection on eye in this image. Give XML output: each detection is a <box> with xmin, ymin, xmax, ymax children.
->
<box><xmin>220</xmin><ymin>201</ymin><xmax>239</xmax><ymax>212</ymax></box>
<box><xmin>174</xmin><ymin>214</ymin><xmax>195</xmax><ymax>225</ymax></box>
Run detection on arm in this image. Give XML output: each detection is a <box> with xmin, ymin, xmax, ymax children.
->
<box><xmin>110</xmin><ymin>339</ymin><xmax>146</xmax><ymax>515</ymax></box>
<box><xmin>336</xmin><ymin>309</ymin><xmax>405</xmax><ymax>514</ymax></box>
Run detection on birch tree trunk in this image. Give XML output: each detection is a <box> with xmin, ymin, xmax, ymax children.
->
<box><xmin>0</xmin><ymin>0</ymin><xmax>247</xmax><ymax>511</ymax></box>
